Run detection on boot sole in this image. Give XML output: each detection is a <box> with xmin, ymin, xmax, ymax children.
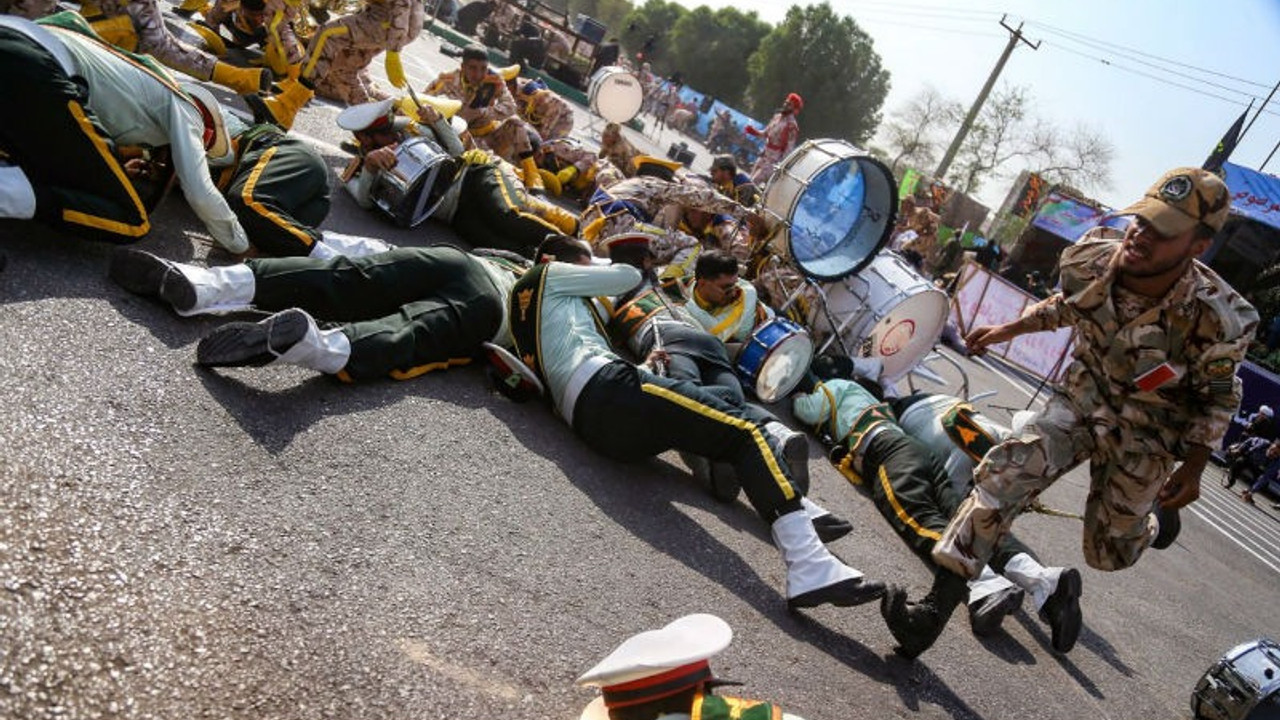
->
<box><xmin>789</xmin><ymin>577</ymin><xmax>885</xmax><ymax>609</ymax></box>
<box><xmin>243</xmin><ymin>93</ymin><xmax>282</xmax><ymax>128</ymax></box>
<box><xmin>108</xmin><ymin>249</ymin><xmax>197</xmax><ymax>312</ymax></box>
<box><xmin>197</xmin><ymin>309</ymin><xmax>308</xmax><ymax>368</ymax></box>
<box><xmin>1039</xmin><ymin>568</ymin><xmax>1082</xmax><ymax>653</ymax></box>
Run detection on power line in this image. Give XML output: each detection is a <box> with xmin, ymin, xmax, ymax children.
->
<box><xmin>846</xmin><ymin>1</ymin><xmax>1003</xmax><ymax>18</ymax></box>
<box><xmin>852</xmin><ymin>15</ymin><xmax>1005</xmax><ymax>40</ymax></box>
<box><xmin>1026</xmin><ymin>20</ymin><xmax>1272</xmax><ymax>91</ymax></box>
<box><xmin>1042</xmin><ymin>42</ymin><xmax>1280</xmax><ymax>119</ymax></box>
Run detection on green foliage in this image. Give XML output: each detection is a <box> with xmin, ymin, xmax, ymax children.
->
<box><xmin>665</xmin><ymin>7</ymin><xmax>770</xmax><ymax>107</ymax></box>
<box><xmin>745</xmin><ymin>3</ymin><xmax>889</xmax><ymax>145</ymax></box>
<box><xmin>618</xmin><ymin>0</ymin><xmax>687</xmax><ymax>75</ymax></box>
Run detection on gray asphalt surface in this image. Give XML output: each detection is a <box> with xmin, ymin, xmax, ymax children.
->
<box><xmin>2</xmin><ymin>15</ymin><xmax>1277</xmax><ymax>720</ymax></box>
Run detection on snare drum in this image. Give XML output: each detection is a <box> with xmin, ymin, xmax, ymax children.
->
<box><xmin>735</xmin><ymin>318</ymin><xmax>814</xmax><ymax>403</ymax></box>
<box><xmin>588</xmin><ymin>66</ymin><xmax>644</xmax><ymax>124</ymax></box>
<box><xmin>1192</xmin><ymin>638</ymin><xmax>1280</xmax><ymax>720</ymax></box>
<box><xmin>761</xmin><ymin>139</ymin><xmax>897</xmax><ymax>281</ymax></box>
<box><xmin>807</xmin><ymin>251</ymin><xmax>948</xmax><ymax>383</ymax></box>
<box><xmin>370</xmin><ymin>137</ymin><xmax>452</xmax><ymax>228</ymax></box>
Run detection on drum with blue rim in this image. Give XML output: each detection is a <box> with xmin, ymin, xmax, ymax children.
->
<box><xmin>734</xmin><ymin>317</ymin><xmax>813</xmax><ymax>403</ymax></box>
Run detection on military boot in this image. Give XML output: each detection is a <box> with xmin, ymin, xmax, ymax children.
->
<box><xmin>520</xmin><ymin>154</ymin><xmax>546</xmax><ymax>194</ymax></box>
<box><xmin>174</xmin><ymin>0</ymin><xmax>209</xmax><ymax>17</ymax></box>
<box><xmin>245</xmin><ymin>73</ymin><xmax>314</xmax><ymax>130</ymax></box>
<box><xmin>881</xmin><ymin>570</ymin><xmax>968</xmax><ymax>659</ymax></box>
<box><xmin>211</xmin><ymin>61</ymin><xmax>271</xmax><ymax>95</ymax></box>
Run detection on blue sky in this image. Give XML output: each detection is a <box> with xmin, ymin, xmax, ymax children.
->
<box><xmin>669</xmin><ymin>0</ymin><xmax>1280</xmax><ymax>212</ymax></box>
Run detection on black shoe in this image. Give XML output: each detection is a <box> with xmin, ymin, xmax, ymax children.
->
<box><xmin>678</xmin><ymin>452</ymin><xmax>740</xmax><ymax>503</ymax></box>
<box><xmin>766</xmin><ymin>423</ymin><xmax>810</xmax><ymax>494</ymax></box>
<box><xmin>968</xmin><ymin>585</ymin><xmax>1025</xmax><ymax>637</ymax></box>
<box><xmin>108</xmin><ymin>249</ymin><xmax>197</xmax><ymax>312</ymax></box>
<box><xmin>811</xmin><ymin>513</ymin><xmax>853</xmax><ymax>543</ymax></box>
<box><xmin>197</xmin><ymin>308</ymin><xmax>309</xmax><ymax>368</ymax></box>
<box><xmin>1038</xmin><ymin>568</ymin><xmax>1082</xmax><ymax>653</ymax></box>
<box><xmin>880</xmin><ymin>585</ymin><xmax>946</xmax><ymax>659</ymax></box>
<box><xmin>789</xmin><ymin>577</ymin><xmax>885</xmax><ymax>610</ymax></box>
<box><xmin>1151</xmin><ymin>505</ymin><xmax>1181</xmax><ymax>549</ymax></box>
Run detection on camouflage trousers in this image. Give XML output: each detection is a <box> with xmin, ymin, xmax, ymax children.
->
<box><xmin>302</xmin><ymin>0</ymin><xmax>422</xmax><ymax>105</ymax></box>
<box><xmin>932</xmin><ymin>392</ymin><xmax>1169</xmax><ymax>578</ymax></box>
<box><xmin>749</xmin><ymin>146</ymin><xmax>786</xmax><ymax>185</ymax></box>
<box><xmin>98</xmin><ymin>0</ymin><xmax>218</xmax><ymax>79</ymax></box>
<box><xmin>471</xmin><ymin>117</ymin><xmax>533</xmax><ymax>165</ymax></box>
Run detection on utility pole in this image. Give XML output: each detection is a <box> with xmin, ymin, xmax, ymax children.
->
<box><xmin>933</xmin><ymin>15</ymin><xmax>1039</xmax><ymax>183</ymax></box>
<box><xmin>1241</xmin><ymin>77</ymin><xmax>1280</xmax><ymax>143</ymax></box>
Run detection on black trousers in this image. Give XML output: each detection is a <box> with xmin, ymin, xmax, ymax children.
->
<box><xmin>572</xmin><ymin>361</ymin><xmax>801</xmax><ymax>521</ymax></box>
<box><xmin>247</xmin><ymin>246</ymin><xmax>504</xmax><ymax>380</ymax></box>
<box><xmin>638</xmin><ymin>322</ymin><xmax>745</xmax><ymax>406</ymax></box>
<box><xmin>863</xmin><ymin>427</ymin><xmax>1034</xmax><ymax>571</ymax></box>
<box><xmin>0</xmin><ymin>27</ymin><xmax>149</xmax><ymax>241</ymax></box>
<box><xmin>451</xmin><ymin>163</ymin><xmax>558</xmax><ymax>257</ymax></box>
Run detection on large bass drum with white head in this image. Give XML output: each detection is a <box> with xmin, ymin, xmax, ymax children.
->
<box><xmin>807</xmin><ymin>250</ymin><xmax>948</xmax><ymax>383</ymax></box>
<box><xmin>587</xmin><ymin>66</ymin><xmax>643</xmax><ymax>124</ymax></box>
<box><xmin>1192</xmin><ymin>639</ymin><xmax>1280</xmax><ymax>720</ymax></box>
<box><xmin>760</xmin><ymin>139</ymin><xmax>897</xmax><ymax>281</ymax></box>
<box><xmin>370</xmin><ymin>136</ymin><xmax>453</xmax><ymax>228</ymax></box>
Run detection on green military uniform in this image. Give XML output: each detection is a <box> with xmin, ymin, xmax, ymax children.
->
<box><xmin>216</xmin><ymin>122</ymin><xmax>330</xmax><ymax>257</ymax></box>
<box><xmin>934</xmin><ymin>237</ymin><xmax>1259</xmax><ymax>577</ymax></box>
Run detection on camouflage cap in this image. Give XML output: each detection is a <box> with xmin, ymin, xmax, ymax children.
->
<box><xmin>1118</xmin><ymin>167</ymin><xmax>1231</xmax><ymax>237</ymax></box>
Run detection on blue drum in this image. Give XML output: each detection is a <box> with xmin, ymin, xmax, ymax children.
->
<box><xmin>735</xmin><ymin>318</ymin><xmax>814</xmax><ymax>403</ymax></box>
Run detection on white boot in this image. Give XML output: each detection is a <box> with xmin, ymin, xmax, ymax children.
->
<box><xmin>275</xmin><ymin>312</ymin><xmax>351</xmax><ymax>373</ymax></box>
<box><xmin>772</xmin><ymin>509</ymin><xmax>881</xmax><ymax>608</ymax></box>
<box><xmin>1001</xmin><ymin>552</ymin><xmax>1062</xmax><ymax>610</ymax></box>
<box><xmin>800</xmin><ymin>496</ymin><xmax>831</xmax><ymax>521</ymax></box>
<box><xmin>0</xmin><ymin>164</ymin><xmax>36</xmax><ymax>219</ymax></box>
<box><xmin>309</xmin><ymin>230</ymin><xmax>396</xmax><ymax>259</ymax></box>
<box><xmin>173</xmin><ymin>263</ymin><xmax>256</xmax><ymax>316</ymax></box>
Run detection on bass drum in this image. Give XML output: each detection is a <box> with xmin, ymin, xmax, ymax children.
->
<box><xmin>370</xmin><ymin>137</ymin><xmax>452</xmax><ymax>228</ymax></box>
<box><xmin>761</xmin><ymin>139</ymin><xmax>897</xmax><ymax>281</ymax></box>
<box><xmin>1192</xmin><ymin>639</ymin><xmax>1280</xmax><ymax>720</ymax></box>
<box><xmin>587</xmin><ymin>66</ymin><xmax>644</xmax><ymax>124</ymax></box>
<box><xmin>807</xmin><ymin>251</ymin><xmax>948</xmax><ymax>383</ymax></box>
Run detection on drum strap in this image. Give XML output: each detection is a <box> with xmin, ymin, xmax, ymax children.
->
<box><xmin>607</xmin><ymin>289</ymin><xmax>667</xmax><ymax>347</ymax></box>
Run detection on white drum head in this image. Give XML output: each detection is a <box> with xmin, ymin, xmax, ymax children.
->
<box><xmin>588</xmin><ymin>67</ymin><xmax>643</xmax><ymax>124</ymax></box>
<box><xmin>763</xmin><ymin>141</ymin><xmax>897</xmax><ymax>281</ymax></box>
<box><xmin>755</xmin><ymin>332</ymin><xmax>813</xmax><ymax>403</ymax></box>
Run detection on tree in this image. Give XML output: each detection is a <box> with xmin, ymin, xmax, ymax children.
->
<box><xmin>618</xmin><ymin>0</ymin><xmax>687</xmax><ymax>75</ymax></box>
<box><xmin>1024</xmin><ymin>119</ymin><xmax>1114</xmax><ymax>193</ymax></box>
<box><xmin>665</xmin><ymin>7</ymin><xmax>770</xmax><ymax>107</ymax></box>
<box><xmin>878</xmin><ymin>86</ymin><xmax>961</xmax><ymax>175</ymax></box>
<box><xmin>744</xmin><ymin>3</ymin><xmax>889</xmax><ymax>145</ymax></box>
<box><xmin>947</xmin><ymin>84</ymin><xmax>1030</xmax><ymax>196</ymax></box>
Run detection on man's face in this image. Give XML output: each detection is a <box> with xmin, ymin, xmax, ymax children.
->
<box><xmin>354</xmin><ymin>127</ymin><xmax>399</xmax><ymax>153</ymax></box>
<box><xmin>1119</xmin><ymin>216</ymin><xmax>1209</xmax><ymax>279</ymax></box>
<box><xmin>697</xmin><ymin>272</ymin><xmax>740</xmax><ymax>306</ymax></box>
<box><xmin>239</xmin><ymin>6</ymin><xmax>267</xmax><ymax>29</ymax></box>
<box><xmin>710</xmin><ymin>166</ymin><xmax>731</xmax><ymax>185</ymax></box>
<box><xmin>1267</xmin><ymin>441</ymin><xmax>1280</xmax><ymax>459</ymax></box>
<box><xmin>461</xmin><ymin>58</ymin><xmax>488</xmax><ymax>86</ymax></box>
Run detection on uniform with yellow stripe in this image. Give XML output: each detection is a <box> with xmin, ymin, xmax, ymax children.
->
<box><xmin>238</xmin><ymin>245</ymin><xmax>525</xmax><ymax>381</ymax></box>
<box><xmin>792</xmin><ymin>379</ymin><xmax>1037</xmax><ymax>567</ymax></box>
<box><xmin>214</xmin><ymin>121</ymin><xmax>330</xmax><ymax>256</ymax></box>
<box><xmin>0</xmin><ymin>13</ymin><xmax>246</xmax><ymax>250</ymax></box>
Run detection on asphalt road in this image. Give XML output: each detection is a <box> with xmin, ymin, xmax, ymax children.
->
<box><xmin>1</xmin><ymin>14</ymin><xmax>1277</xmax><ymax>720</ymax></box>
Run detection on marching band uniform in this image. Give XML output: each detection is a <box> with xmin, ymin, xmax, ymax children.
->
<box><xmin>791</xmin><ymin>380</ymin><xmax>1081</xmax><ymax>657</ymax></box>
<box><xmin>507</xmin><ymin>258</ymin><xmax>884</xmax><ymax>610</ymax></box>
<box><xmin>684</xmin><ymin>277</ymin><xmax>770</xmax><ymax>344</ymax></box>
<box><xmin>0</xmin><ymin>13</ymin><xmax>247</xmax><ymax>251</ymax></box>
<box><xmin>301</xmin><ymin>0</ymin><xmax>421</xmax><ymax>105</ymax></box>
<box><xmin>512</xmin><ymin>74</ymin><xmax>573</xmax><ymax>140</ymax></box>
<box><xmin>83</xmin><ymin>0</ymin><xmax>270</xmax><ymax>95</ymax></box>
<box><xmin>110</xmin><ymin>244</ymin><xmax>526</xmax><ymax>381</ymax></box>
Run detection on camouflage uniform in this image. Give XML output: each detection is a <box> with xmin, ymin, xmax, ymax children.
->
<box><xmin>580</xmin><ymin>175</ymin><xmax>746</xmax><ymax>265</ymax></box>
<box><xmin>302</xmin><ymin>0</ymin><xmax>422</xmax><ymax>105</ymax></box>
<box><xmin>933</xmin><ymin>238</ymin><xmax>1259</xmax><ymax>577</ymax></box>
<box><xmin>538</xmin><ymin>137</ymin><xmax>623</xmax><ymax>199</ymax></box>
<box><xmin>747</xmin><ymin>110</ymin><xmax>798</xmax><ymax>184</ymax></box>
<box><xmin>599</xmin><ymin>130</ymin><xmax>639</xmax><ymax>178</ymax></box>
<box><xmin>425</xmin><ymin>66</ymin><xmax>533</xmax><ymax>164</ymax></box>
<box><xmin>513</xmin><ymin>76</ymin><xmax>573</xmax><ymax>140</ymax></box>
<box><xmin>91</xmin><ymin>0</ymin><xmax>218</xmax><ymax>79</ymax></box>
<box><xmin>203</xmin><ymin>0</ymin><xmax>305</xmax><ymax>71</ymax></box>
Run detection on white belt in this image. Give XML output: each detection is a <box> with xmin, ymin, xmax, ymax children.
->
<box><xmin>560</xmin><ymin>354</ymin><xmax>611</xmax><ymax>428</ymax></box>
